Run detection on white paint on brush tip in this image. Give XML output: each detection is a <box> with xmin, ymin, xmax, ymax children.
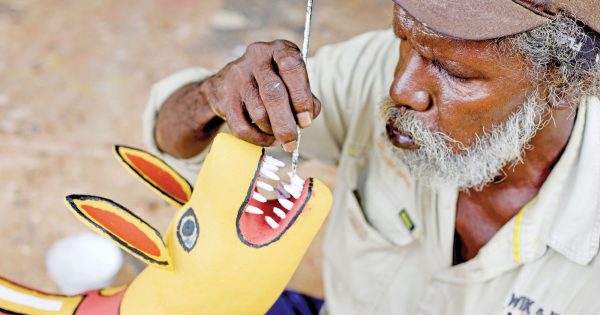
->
<box><xmin>265</xmin><ymin>216</ymin><xmax>279</xmax><ymax>229</ymax></box>
<box><xmin>245</xmin><ymin>205</ymin><xmax>264</xmax><ymax>215</ymax></box>
<box><xmin>287</xmin><ymin>172</ymin><xmax>305</xmax><ymax>188</ymax></box>
<box><xmin>257</xmin><ymin>181</ymin><xmax>274</xmax><ymax>192</ymax></box>
<box><xmin>273</xmin><ymin>207</ymin><xmax>287</xmax><ymax>219</ymax></box>
<box><xmin>278</xmin><ymin>198</ymin><xmax>294</xmax><ymax>210</ymax></box>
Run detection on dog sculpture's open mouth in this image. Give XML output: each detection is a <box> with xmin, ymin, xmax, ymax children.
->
<box><xmin>237</xmin><ymin>149</ymin><xmax>313</xmax><ymax>247</ymax></box>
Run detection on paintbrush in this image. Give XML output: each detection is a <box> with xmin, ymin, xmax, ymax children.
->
<box><xmin>291</xmin><ymin>0</ymin><xmax>314</xmax><ymax>177</ymax></box>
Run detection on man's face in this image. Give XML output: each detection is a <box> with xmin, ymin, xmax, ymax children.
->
<box><xmin>384</xmin><ymin>4</ymin><xmax>546</xmax><ymax>189</ymax></box>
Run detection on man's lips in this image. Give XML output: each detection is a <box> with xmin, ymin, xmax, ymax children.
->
<box><xmin>386</xmin><ymin>123</ymin><xmax>419</xmax><ymax>150</ymax></box>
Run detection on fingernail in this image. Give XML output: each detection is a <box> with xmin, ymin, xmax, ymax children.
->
<box><xmin>297</xmin><ymin>112</ymin><xmax>312</xmax><ymax>128</ymax></box>
<box><xmin>282</xmin><ymin>140</ymin><xmax>297</xmax><ymax>153</ymax></box>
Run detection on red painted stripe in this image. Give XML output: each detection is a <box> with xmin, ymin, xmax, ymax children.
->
<box><xmin>82</xmin><ymin>205</ymin><xmax>160</xmax><ymax>257</ymax></box>
<box><xmin>126</xmin><ymin>153</ymin><xmax>188</xmax><ymax>203</ymax></box>
<box><xmin>74</xmin><ymin>289</ymin><xmax>126</xmax><ymax>315</ymax></box>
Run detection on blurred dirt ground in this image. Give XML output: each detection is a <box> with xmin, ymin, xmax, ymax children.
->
<box><xmin>0</xmin><ymin>0</ymin><xmax>391</xmax><ymax>292</ymax></box>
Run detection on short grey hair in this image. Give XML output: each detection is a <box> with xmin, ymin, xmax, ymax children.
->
<box><xmin>507</xmin><ymin>15</ymin><xmax>600</xmax><ymax>103</ymax></box>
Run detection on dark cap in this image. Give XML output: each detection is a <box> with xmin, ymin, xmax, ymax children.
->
<box><xmin>393</xmin><ymin>0</ymin><xmax>600</xmax><ymax>40</ymax></box>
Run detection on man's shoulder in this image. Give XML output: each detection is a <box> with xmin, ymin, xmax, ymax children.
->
<box><xmin>318</xmin><ymin>28</ymin><xmax>397</xmax><ymax>57</ymax></box>
<box><xmin>347</xmin><ymin>28</ymin><xmax>397</xmax><ymax>45</ymax></box>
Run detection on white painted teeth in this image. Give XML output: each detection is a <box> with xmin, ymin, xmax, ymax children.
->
<box><xmin>284</xmin><ymin>184</ymin><xmax>302</xmax><ymax>199</ymax></box>
<box><xmin>262</xmin><ymin>163</ymin><xmax>279</xmax><ymax>172</ymax></box>
<box><xmin>288</xmin><ymin>172</ymin><xmax>305</xmax><ymax>186</ymax></box>
<box><xmin>283</xmin><ymin>184</ymin><xmax>300</xmax><ymax>199</ymax></box>
<box><xmin>282</xmin><ymin>173</ymin><xmax>304</xmax><ymax>199</ymax></box>
<box><xmin>252</xmin><ymin>192</ymin><xmax>267</xmax><ymax>203</ymax></box>
<box><xmin>265</xmin><ymin>155</ymin><xmax>285</xmax><ymax>168</ymax></box>
<box><xmin>259</xmin><ymin>155</ymin><xmax>285</xmax><ymax>181</ymax></box>
<box><xmin>278</xmin><ymin>198</ymin><xmax>294</xmax><ymax>210</ymax></box>
<box><xmin>260</xmin><ymin>168</ymin><xmax>280</xmax><ymax>181</ymax></box>
<box><xmin>265</xmin><ymin>216</ymin><xmax>279</xmax><ymax>229</ymax></box>
<box><xmin>245</xmin><ymin>205</ymin><xmax>264</xmax><ymax>215</ymax></box>
<box><xmin>256</xmin><ymin>181</ymin><xmax>274</xmax><ymax>192</ymax></box>
<box><xmin>273</xmin><ymin>207</ymin><xmax>287</xmax><ymax>219</ymax></box>
<box><xmin>248</xmin><ymin>155</ymin><xmax>299</xmax><ymax>230</ymax></box>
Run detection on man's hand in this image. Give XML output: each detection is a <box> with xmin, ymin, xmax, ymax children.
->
<box><xmin>202</xmin><ymin>39</ymin><xmax>321</xmax><ymax>150</ymax></box>
<box><xmin>155</xmin><ymin>39</ymin><xmax>321</xmax><ymax>158</ymax></box>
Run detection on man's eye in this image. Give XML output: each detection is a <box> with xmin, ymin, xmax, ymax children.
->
<box><xmin>433</xmin><ymin>60</ymin><xmax>471</xmax><ymax>82</ymax></box>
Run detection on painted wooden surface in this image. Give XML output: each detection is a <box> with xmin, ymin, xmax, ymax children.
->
<box><xmin>0</xmin><ymin>0</ymin><xmax>389</xmax><ymax>292</ymax></box>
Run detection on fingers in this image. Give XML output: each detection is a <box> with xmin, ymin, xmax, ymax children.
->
<box><xmin>312</xmin><ymin>93</ymin><xmax>322</xmax><ymax>119</ymax></box>
<box><xmin>241</xmin><ymin>78</ymin><xmax>273</xmax><ymax>135</ymax></box>
<box><xmin>226</xmin><ymin>95</ymin><xmax>275</xmax><ymax>147</ymax></box>
<box><xmin>217</xmin><ymin>40</ymin><xmax>321</xmax><ymax>151</ymax></box>
<box><xmin>273</xmin><ymin>44</ymin><xmax>314</xmax><ymax>128</ymax></box>
<box><xmin>253</xmin><ymin>63</ymin><xmax>298</xmax><ymax>152</ymax></box>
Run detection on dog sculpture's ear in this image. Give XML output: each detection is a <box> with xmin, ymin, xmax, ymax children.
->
<box><xmin>113</xmin><ymin>145</ymin><xmax>193</xmax><ymax>207</ymax></box>
<box><xmin>65</xmin><ymin>194</ymin><xmax>172</xmax><ymax>270</ymax></box>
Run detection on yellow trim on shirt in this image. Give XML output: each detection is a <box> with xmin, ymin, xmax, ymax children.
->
<box><xmin>513</xmin><ymin>198</ymin><xmax>537</xmax><ymax>265</ymax></box>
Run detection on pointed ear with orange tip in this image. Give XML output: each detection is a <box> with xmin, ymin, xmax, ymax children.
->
<box><xmin>113</xmin><ymin>145</ymin><xmax>193</xmax><ymax>207</ymax></box>
<box><xmin>65</xmin><ymin>194</ymin><xmax>173</xmax><ymax>270</ymax></box>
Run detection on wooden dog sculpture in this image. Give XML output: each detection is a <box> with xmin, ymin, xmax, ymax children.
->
<box><xmin>0</xmin><ymin>133</ymin><xmax>332</xmax><ymax>315</ymax></box>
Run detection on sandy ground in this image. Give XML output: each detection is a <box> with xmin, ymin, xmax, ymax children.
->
<box><xmin>0</xmin><ymin>0</ymin><xmax>391</xmax><ymax>292</ymax></box>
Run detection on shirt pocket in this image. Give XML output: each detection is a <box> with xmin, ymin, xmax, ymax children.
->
<box><xmin>363</xmin><ymin>141</ymin><xmax>421</xmax><ymax>245</ymax></box>
<box><xmin>323</xmin><ymin>186</ymin><xmax>408</xmax><ymax>313</ymax></box>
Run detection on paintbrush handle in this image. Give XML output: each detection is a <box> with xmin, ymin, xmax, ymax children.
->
<box><xmin>291</xmin><ymin>0</ymin><xmax>314</xmax><ymax>176</ymax></box>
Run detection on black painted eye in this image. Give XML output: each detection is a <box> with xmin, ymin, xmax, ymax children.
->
<box><xmin>177</xmin><ymin>208</ymin><xmax>199</xmax><ymax>252</ymax></box>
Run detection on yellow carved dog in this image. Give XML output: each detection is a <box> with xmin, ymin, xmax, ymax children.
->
<box><xmin>0</xmin><ymin>133</ymin><xmax>332</xmax><ymax>315</ymax></box>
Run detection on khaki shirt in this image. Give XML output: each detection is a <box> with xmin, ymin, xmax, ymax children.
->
<box><xmin>144</xmin><ymin>30</ymin><xmax>600</xmax><ymax>315</ymax></box>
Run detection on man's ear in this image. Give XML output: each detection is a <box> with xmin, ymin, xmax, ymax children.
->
<box><xmin>65</xmin><ymin>194</ymin><xmax>173</xmax><ymax>270</ymax></box>
<box><xmin>113</xmin><ymin>145</ymin><xmax>193</xmax><ymax>207</ymax></box>
<box><xmin>545</xmin><ymin>78</ymin><xmax>583</xmax><ymax>111</ymax></box>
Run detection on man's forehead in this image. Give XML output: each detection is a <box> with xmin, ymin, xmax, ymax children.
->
<box><xmin>393</xmin><ymin>5</ymin><xmax>441</xmax><ymax>39</ymax></box>
<box><xmin>393</xmin><ymin>5</ymin><xmax>524</xmax><ymax>72</ymax></box>
<box><xmin>391</xmin><ymin>0</ymin><xmax>546</xmax><ymax>40</ymax></box>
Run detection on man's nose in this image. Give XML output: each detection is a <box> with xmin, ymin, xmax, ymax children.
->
<box><xmin>389</xmin><ymin>52</ymin><xmax>432</xmax><ymax>112</ymax></box>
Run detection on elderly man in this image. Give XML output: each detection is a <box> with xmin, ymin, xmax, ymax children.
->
<box><xmin>145</xmin><ymin>0</ymin><xmax>600</xmax><ymax>314</ymax></box>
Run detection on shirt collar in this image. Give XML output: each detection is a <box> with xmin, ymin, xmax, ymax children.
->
<box><xmin>518</xmin><ymin>96</ymin><xmax>600</xmax><ymax>265</ymax></box>
<box><xmin>435</xmin><ymin>96</ymin><xmax>600</xmax><ymax>283</ymax></box>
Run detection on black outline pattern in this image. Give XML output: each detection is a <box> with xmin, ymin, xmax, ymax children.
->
<box><xmin>0</xmin><ymin>275</ymin><xmax>85</xmax><ymax>315</ymax></box>
<box><xmin>235</xmin><ymin>149</ymin><xmax>315</xmax><ymax>248</ymax></box>
<box><xmin>114</xmin><ymin>145</ymin><xmax>193</xmax><ymax>207</ymax></box>
<box><xmin>65</xmin><ymin>194</ymin><xmax>170</xmax><ymax>266</ymax></box>
<box><xmin>176</xmin><ymin>208</ymin><xmax>199</xmax><ymax>252</ymax></box>
<box><xmin>0</xmin><ymin>307</ymin><xmax>24</xmax><ymax>314</ymax></box>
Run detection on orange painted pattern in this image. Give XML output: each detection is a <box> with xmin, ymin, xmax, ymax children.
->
<box><xmin>81</xmin><ymin>205</ymin><xmax>160</xmax><ymax>257</ymax></box>
<box><xmin>127</xmin><ymin>153</ymin><xmax>188</xmax><ymax>204</ymax></box>
<box><xmin>375</xmin><ymin>140</ymin><xmax>411</xmax><ymax>187</ymax></box>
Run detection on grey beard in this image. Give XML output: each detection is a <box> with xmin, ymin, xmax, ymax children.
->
<box><xmin>379</xmin><ymin>95</ymin><xmax>546</xmax><ymax>190</ymax></box>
